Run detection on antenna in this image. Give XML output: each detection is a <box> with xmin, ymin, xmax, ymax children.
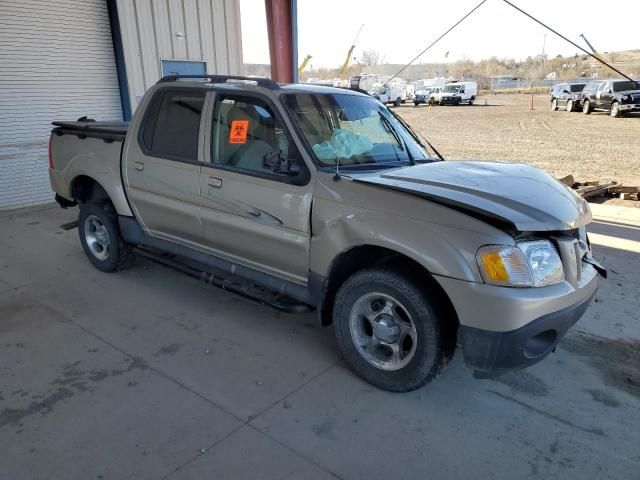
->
<box><xmin>333</xmin><ymin>156</ymin><xmax>342</xmax><ymax>181</ymax></box>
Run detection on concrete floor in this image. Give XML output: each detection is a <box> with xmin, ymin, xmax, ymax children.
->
<box><xmin>1</xmin><ymin>203</ymin><xmax>639</xmax><ymax>480</ymax></box>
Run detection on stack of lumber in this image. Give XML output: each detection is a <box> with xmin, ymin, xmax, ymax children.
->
<box><xmin>557</xmin><ymin>175</ymin><xmax>639</xmax><ymax>201</ymax></box>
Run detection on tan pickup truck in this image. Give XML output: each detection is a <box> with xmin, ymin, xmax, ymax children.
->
<box><xmin>49</xmin><ymin>74</ymin><xmax>605</xmax><ymax>392</ymax></box>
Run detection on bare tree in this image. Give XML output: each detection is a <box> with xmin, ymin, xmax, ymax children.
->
<box><xmin>359</xmin><ymin>49</ymin><xmax>385</xmax><ymax>66</ymax></box>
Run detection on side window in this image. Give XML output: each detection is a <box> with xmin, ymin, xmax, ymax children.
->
<box><xmin>211</xmin><ymin>96</ymin><xmax>290</xmax><ymax>176</ymax></box>
<box><xmin>142</xmin><ymin>90</ymin><xmax>205</xmax><ymax>162</ymax></box>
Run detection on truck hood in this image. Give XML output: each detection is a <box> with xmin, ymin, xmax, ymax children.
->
<box><xmin>353</xmin><ymin>161</ymin><xmax>591</xmax><ymax>232</ymax></box>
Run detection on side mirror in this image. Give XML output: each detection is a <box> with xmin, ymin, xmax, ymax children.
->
<box><xmin>287</xmin><ymin>158</ymin><xmax>302</xmax><ymax>177</ymax></box>
<box><xmin>263</xmin><ymin>151</ymin><xmax>305</xmax><ymax>178</ymax></box>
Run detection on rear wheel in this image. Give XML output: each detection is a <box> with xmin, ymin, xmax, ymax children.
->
<box><xmin>78</xmin><ymin>202</ymin><xmax>133</xmax><ymax>272</ymax></box>
<box><xmin>333</xmin><ymin>268</ymin><xmax>451</xmax><ymax>392</ymax></box>
<box><xmin>468</xmin><ymin>97</ymin><xmax>475</xmax><ymax>105</ymax></box>
<box><xmin>566</xmin><ymin>99</ymin><xmax>574</xmax><ymax>112</ymax></box>
<box><xmin>583</xmin><ymin>99</ymin><xmax>592</xmax><ymax>114</ymax></box>
<box><xmin>551</xmin><ymin>98</ymin><xmax>558</xmax><ymax>111</ymax></box>
<box><xmin>610</xmin><ymin>101</ymin><xmax>621</xmax><ymax>118</ymax></box>
<box><xmin>414</xmin><ymin>101</ymin><xmax>419</xmax><ymax>107</ymax></box>
<box><xmin>393</xmin><ymin>98</ymin><xmax>401</xmax><ymax>107</ymax></box>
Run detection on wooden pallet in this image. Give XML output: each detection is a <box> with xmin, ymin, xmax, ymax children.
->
<box><xmin>557</xmin><ymin>175</ymin><xmax>639</xmax><ymax>201</ymax></box>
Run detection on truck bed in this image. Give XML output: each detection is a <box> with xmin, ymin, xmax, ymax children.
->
<box><xmin>52</xmin><ymin>120</ymin><xmax>129</xmax><ymax>141</ymax></box>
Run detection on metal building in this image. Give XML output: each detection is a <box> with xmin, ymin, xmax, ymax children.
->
<box><xmin>0</xmin><ymin>0</ymin><xmax>243</xmax><ymax>210</ymax></box>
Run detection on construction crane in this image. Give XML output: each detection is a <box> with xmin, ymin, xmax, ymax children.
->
<box><xmin>298</xmin><ymin>55</ymin><xmax>312</xmax><ymax>77</ymax></box>
<box><xmin>339</xmin><ymin>24</ymin><xmax>364</xmax><ymax>81</ymax></box>
<box><xmin>579</xmin><ymin>33</ymin><xmax>597</xmax><ymax>54</ymax></box>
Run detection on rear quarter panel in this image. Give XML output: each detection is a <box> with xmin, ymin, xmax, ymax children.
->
<box><xmin>49</xmin><ymin>133</ymin><xmax>133</xmax><ymax>216</ymax></box>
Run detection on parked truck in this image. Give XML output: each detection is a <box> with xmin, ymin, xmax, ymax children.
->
<box><xmin>373</xmin><ymin>81</ymin><xmax>409</xmax><ymax>106</ymax></box>
<box><xmin>49</xmin><ymin>74</ymin><xmax>604</xmax><ymax>392</ymax></box>
<box><xmin>581</xmin><ymin>79</ymin><xmax>640</xmax><ymax>117</ymax></box>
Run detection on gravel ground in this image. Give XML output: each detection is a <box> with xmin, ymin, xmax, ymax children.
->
<box><xmin>396</xmin><ymin>94</ymin><xmax>640</xmax><ymax>206</ymax></box>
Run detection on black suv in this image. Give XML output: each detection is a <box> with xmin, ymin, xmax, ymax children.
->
<box><xmin>581</xmin><ymin>79</ymin><xmax>640</xmax><ymax>117</ymax></box>
<box><xmin>549</xmin><ymin>82</ymin><xmax>586</xmax><ymax>112</ymax></box>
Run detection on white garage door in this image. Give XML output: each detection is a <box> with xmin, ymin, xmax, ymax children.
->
<box><xmin>0</xmin><ymin>0</ymin><xmax>123</xmax><ymax>210</ymax></box>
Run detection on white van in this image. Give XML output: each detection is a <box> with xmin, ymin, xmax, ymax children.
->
<box><xmin>440</xmin><ymin>82</ymin><xmax>478</xmax><ymax>105</ymax></box>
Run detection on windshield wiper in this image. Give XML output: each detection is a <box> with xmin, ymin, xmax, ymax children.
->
<box><xmin>388</xmin><ymin>109</ymin><xmax>445</xmax><ymax>161</ymax></box>
<box><xmin>378</xmin><ymin>112</ymin><xmax>414</xmax><ymax>165</ymax></box>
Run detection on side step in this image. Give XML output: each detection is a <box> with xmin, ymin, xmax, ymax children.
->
<box><xmin>133</xmin><ymin>247</ymin><xmax>312</xmax><ymax>314</ymax></box>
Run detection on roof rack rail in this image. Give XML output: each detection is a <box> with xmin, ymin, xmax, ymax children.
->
<box><xmin>157</xmin><ymin>74</ymin><xmax>280</xmax><ymax>90</ymax></box>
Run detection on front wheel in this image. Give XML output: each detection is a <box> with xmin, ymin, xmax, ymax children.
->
<box><xmin>610</xmin><ymin>102</ymin><xmax>621</xmax><ymax>118</ymax></box>
<box><xmin>566</xmin><ymin>99</ymin><xmax>574</xmax><ymax>112</ymax></box>
<box><xmin>78</xmin><ymin>202</ymin><xmax>133</xmax><ymax>272</ymax></box>
<box><xmin>333</xmin><ymin>268</ymin><xmax>451</xmax><ymax>392</ymax></box>
<box><xmin>468</xmin><ymin>97</ymin><xmax>475</xmax><ymax>105</ymax></box>
<box><xmin>393</xmin><ymin>98</ymin><xmax>401</xmax><ymax>107</ymax></box>
<box><xmin>414</xmin><ymin>101</ymin><xmax>419</xmax><ymax>107</ymax></box>
<box><xmin>583</xmin><ymin>99</ymin><xmax>592</xmax><ymax>114</ymax></box>
<box><xmin>551</xmin><ymin>98</ymin><xmax>558</xmax><ymax>111</ymax></box>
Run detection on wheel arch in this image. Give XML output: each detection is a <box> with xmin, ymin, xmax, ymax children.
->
<box><xmin>69</xmin><ymin>173</ymin><xmax>133</xmax><ymax>216</ymax></box>
<box><xmin>319</xmin><ymin>245</ymin><xmax>460</xmax><ymax>342</ymax></box>
<box><xmin>71</xmin><ymin>175</ymin><xmax>110</xmax><ymax>206</ymax></box>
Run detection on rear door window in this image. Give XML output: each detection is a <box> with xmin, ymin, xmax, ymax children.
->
<box><xmin>142</xmin><ymin>90</ymin><xmax>206</xmax><ymax>162</ymax></box>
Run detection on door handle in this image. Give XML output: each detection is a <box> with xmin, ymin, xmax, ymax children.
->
<box><xmin>134</xmin><ymin>162</ymin><xmax>144</xmax><ymax>171</ymax></box>
<box><xmin>208</xmin><ymin>176</ymin><xmax>222</xmax><ymax>188</ymax></box>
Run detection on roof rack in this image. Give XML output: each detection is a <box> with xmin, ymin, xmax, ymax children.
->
<box><xmin>157</xmin><ymin>74</ymin><xmax>280</xmax><ymax>90</ymax></box>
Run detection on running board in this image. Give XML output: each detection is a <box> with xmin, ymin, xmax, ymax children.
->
<box><xmin>133</xmin><ymin>247</ymin><xmax>312</xmax><ymax>313</ymax></box>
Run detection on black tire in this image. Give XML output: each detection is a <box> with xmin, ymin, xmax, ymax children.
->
<box><xmin>566</xmin><ymin>99</ymin><xmax>574</xmax><ymax>112</ymax></box>
<box><xmin>78</xmin><ymin>202</ymin><xmax>133</xmax><ymax>272</ymax></box>
<box><xmin>610</xmin><ymin>101</ymin><xmax>621</xmax><ymax>118</ymax></box>
<box><xmin>468</xmin><ymin>97</ymin><xmax>475</xmax><ymax>105</ymax></box>
<box><xmin>551</xmin><ymin>98</ymin><xmax>558</xmax><ymax>111</ymax></box>
<box><xmin>393</xmin><ymin>98</ymin><xmax>401</xmax><ymax>107</ymax></box>
<box><xmin>582</xmin><ymin>99</ymin><xmax>592</xmax><ymax>115</ymax></box>
<box><xmin>414</xmin><ymin>101</ymin><xmax>419</xmax><ymax>107</ymax></box>
<box><xmin>333</xmin><ymin>268</ymin><xmax>451</xmax><ymax>392</ymax></box>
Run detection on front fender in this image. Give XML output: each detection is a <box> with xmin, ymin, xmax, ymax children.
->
<box><xmin>310</xmin><ymin>197</ymin><xmax>502</xmax><ymax>283</ymax></box>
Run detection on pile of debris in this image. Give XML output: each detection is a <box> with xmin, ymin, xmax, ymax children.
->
<box><xmin>558</xmin><ymin>175</ymin><xmax>639</xmax><ymax>201</ymax></box>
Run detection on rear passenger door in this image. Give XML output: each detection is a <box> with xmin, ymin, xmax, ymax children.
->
<box><xmin>199</xmin><ymin>92</ymin><xmax>314</xmax><ymax>284</ymax></box>
<box><xmin>123</xmin><ymin>88</ymin><xmax>206</xmax><ymax>246</ymax></box>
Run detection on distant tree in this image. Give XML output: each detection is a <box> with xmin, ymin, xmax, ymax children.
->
<box><xmin>359</xmin><ymin>49</ymin><xmax>385</xmax><ymax>66</ymax></box>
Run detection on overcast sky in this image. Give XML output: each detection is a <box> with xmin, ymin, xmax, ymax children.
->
<box><xmin>240</xmin><ymin>0</ymin><xmax>639</xmax><ymax>67</ymax></box>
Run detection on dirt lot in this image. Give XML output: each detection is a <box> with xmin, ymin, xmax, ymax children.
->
<box><xmin>396</xmin><ymin>94</ymin><xmax>640</xmax><ymax>205</ymax></box>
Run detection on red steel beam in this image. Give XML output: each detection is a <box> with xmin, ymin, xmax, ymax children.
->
<box><xmin>264</xmin><ymin>0</ymin><xmax>294</xmax><ymax>83</ymax></box>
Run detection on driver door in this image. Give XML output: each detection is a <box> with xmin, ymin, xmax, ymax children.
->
<box><xmin>199</xmin><ymin>92</ymin><xmax>313</xmax><ymax>284</ymax></box>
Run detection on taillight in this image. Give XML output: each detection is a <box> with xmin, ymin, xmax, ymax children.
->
<box><xmin>48</xmin><ymin>135</ymin><xmax>54</xmax><ymax>169</ymax></box>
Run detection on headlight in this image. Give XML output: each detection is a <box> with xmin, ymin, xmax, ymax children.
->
<box><xmin>477</xmin><ymin>240</ymin><xmax>564</xmax><ymax>287</ymax></box>
<box><xmin>622</xmin><ymin>95</ymin><xmax>630</xmax><ymax>101</ymax></box>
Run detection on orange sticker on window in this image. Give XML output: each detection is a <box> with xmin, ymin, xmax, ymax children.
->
<box><xmin>229</xmin><ymin>120</ymin><xmax>249</xmax><ymax>144</ymax></box>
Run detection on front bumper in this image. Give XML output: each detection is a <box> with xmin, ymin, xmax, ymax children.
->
<box><xmin>619</xmin><ymin>103</ymin><xmax>640</xmax><ymax>112</ymax></box>
<box><xmin>439</xmin><ymin>96</ymin><xmax>461</xmax><ymax>104</ymax></box>
<box><xmin>458</xmin><ymin>290</ymin><xmax>595</xmax><ymax>377</ymax></box>
<box><xmin>435</xmin><ymin>259</ymin><xmax>599</xmax><ymax>376</ymax></box>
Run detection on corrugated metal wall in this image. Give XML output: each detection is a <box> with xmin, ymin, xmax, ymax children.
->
<box><xmin>116</xmin><ymin>0</ymin><xmax>243</xmax><ymax>112</ymax></box>
<box><xmin>0</xmin><ymin>0</ymin><xmax>123</xmax><ymax>210</ymax></box>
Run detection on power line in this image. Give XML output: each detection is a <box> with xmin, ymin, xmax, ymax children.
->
<box><xmin>374</xmin><ymin>0</ymin><xmax>489</xmax><ymax>94</ymax></box>
<box><xmin>501</xmin><ymin>0</ymin><xmax>636</xmax><ymax>83</ymax></box>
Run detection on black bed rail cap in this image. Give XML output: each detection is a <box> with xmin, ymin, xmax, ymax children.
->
<box><xmin>157</xmin><ymin>74</ymin><xmax>280</xmax><ymax>90</ymax></box>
